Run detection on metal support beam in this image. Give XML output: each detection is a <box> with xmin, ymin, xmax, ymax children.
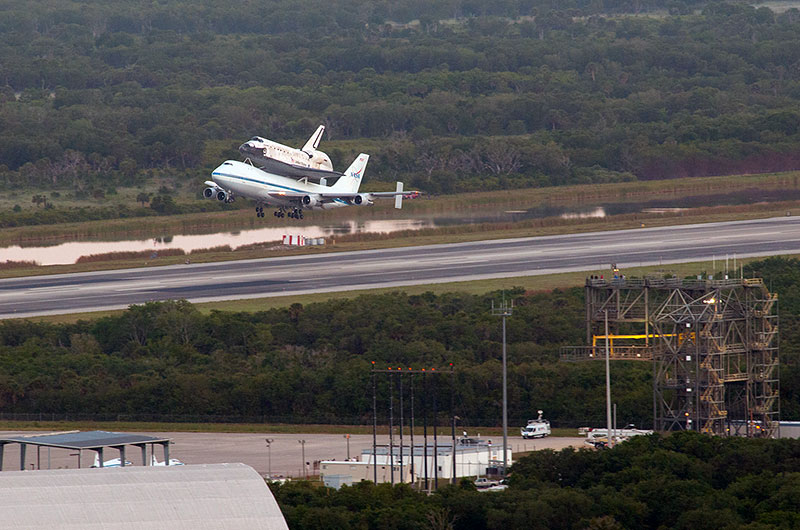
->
<box><xmin>563</xmin><ymin>276</ymin><xmax>779</xmax><ymax>438</ymax></box>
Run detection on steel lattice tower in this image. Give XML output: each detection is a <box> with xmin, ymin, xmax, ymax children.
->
<box><xmin>562</xmin><ymin>276</ymin><xmax>779</xmax><ymax>437</ymax></box>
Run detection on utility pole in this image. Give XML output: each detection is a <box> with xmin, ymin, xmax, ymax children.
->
<box><xmin>399</xmin><ymin>371</ymin><xmax>404</xmax><ymax>483</ymax></box>
<box><xmin>389</xmin><ymin>371</ymin><xmax>394</xmax><ymax>485</ymax></box>
<box><xmin>605</xmin><ymin>310</ymin><xmax>613</xmax><ymax>448</ymax></box>
<box><xmin>410</xmin><ymin>372</ymin><xmax>415</xmax><ymax>485</ymax></box>
<box><xmin>371</xmin><ymin>362</ymin><xmax>377</xmax><ymax>484</ymax></box>
<box><xmin>423</xmin><ymin>370</ymin><xmax>428</xmax><ymax>491</ymax></box>
<box><xmin>298</xmin><ymin>440</ymin><xmax>307</xmax><ymax>478</ymax></box>
<box><xmin>492</xmin><ymin>297</ymin><xmax>513</xmax><ymax>476</ymax></box>
<box><xmin>265</xmin><ymin>438</ymin><xmax>274</xmax><ymax>479</ymax></box>
<box><xmin>451</xmin><ymin>364</ymin><xmax>457</xmax><ymax>485</ymax></box>
<box><xmin>372</xmin><ymin>366</ymin><xmax>448</xmax><ymax>490</ymax></box>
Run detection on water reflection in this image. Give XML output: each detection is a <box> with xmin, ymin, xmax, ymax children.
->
<box><xmin>4</xmin><ymin>187</ymin><xmax>800</xmax><ymax>266</ymax></box>
<box><xmin>2</xmin><ymin>219</ymin><xmax>432</xmax><ymax>266</ymax></box>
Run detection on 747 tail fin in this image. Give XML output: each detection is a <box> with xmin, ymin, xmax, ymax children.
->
<box><xmin>331</xmin><ymin>153</ymin><xmax>369</xmax><ymax>193</ymax></box>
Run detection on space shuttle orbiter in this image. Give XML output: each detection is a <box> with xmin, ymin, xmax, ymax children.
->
<box><xmin>238</xmin><ymin>125</ymin><xmax>341</xmax><ymax>183</ymax></box>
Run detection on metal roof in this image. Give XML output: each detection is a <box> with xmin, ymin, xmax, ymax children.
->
<box><xmin>0</xmin><ymin>430</ymin><xmax>170</xmax><ymax>449</ymax></box>
<box><xmin>0</xmin><ymin>463</ymin><xmax>289</xmax><ymax>529</ymax></box>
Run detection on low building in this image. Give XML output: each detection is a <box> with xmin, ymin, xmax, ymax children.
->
<box><xmin>320</xmin><ymin>437</ymin><xmax>511</xmax><ymax>489</ymax></box>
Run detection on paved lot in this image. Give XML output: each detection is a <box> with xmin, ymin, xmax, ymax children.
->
<box><xmin>0</xmin><ymin>430</ymin><xmax>584</xmax><ymax>477</ymax></box>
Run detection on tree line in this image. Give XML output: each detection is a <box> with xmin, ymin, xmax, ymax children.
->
<box><xmin>272</xmin><ymin>431</ymin><xmax>800</xmax><ymax>529</ymax></box>
<box><xmin>0</xmin><ymin>256</ymin><xmax>799</xmax><ymax>426</ymax></box>
<box><xmin>0</xmin><ymin>1</ymin><xmax>799</xmax><ymax>206</ymax></box>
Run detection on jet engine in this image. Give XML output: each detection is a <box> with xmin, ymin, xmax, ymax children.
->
<box><xmin>203</xmin><ymin>187</ymin><xmax>216</xmax><ymax>199</ymax></box>
<box><xmin>302</xmin><ymin>194</ymin><xmax>320</xmax><ymax>208</ymax></box>
<box><xmin>216</xmin><ymin>190</ymin><xmax>229</xmax><ymax>202</ymax></box>
<box><xmin>352</xmin><ymin>194</ymin><xmax>372</xmax><ymax>206</ymax></box>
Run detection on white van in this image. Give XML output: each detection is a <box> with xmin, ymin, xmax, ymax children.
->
<box><xmin>521</xmin><ymin>411</ymin><xmax>551</xmax><ymax>439</ymax></box>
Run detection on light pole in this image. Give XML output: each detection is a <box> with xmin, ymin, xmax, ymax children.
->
<box><xmin>298</xmin><ymin>440</ymin><xmax>307</xmax><ymax>478</ymax></box>
<box><xmin>344</xmin><ymin>434</ymin><xmax>350</xmax><ymax>460</ymax></box>
<box><xmin>492</xmin><ymin>297</ymin><xmax>513</xmax><ymax>476</ymax></box>
<box><xmin>265</xmin><ymin>438</ymin><xmax>274</xmax><ymax>478</ymax></box>
<box><xmin>452</xmin><ymin>414</ymin><xmax>460</xmax><ymax>485</ymax></box>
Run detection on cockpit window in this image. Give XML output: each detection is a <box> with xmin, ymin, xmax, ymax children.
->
<box><xmin>222</xmin><ymin>162</ymin><xmax>232</xmax><ymax>166</ymax></box>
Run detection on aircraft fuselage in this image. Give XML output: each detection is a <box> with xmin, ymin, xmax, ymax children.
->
<box><xmin>211</xmin><ymin>160</ymin><xmax>347</xmax><ymax>210</ymax></box>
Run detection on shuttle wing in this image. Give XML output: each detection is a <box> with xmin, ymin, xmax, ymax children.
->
<box><xmin>255</xmin><ymin>157</ymin><xmax>342</xmax><ymax>182</ymax></box>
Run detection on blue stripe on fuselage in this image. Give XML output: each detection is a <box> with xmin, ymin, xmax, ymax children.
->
<box><xmin>212</xmin><ymin>170</ymin><xmax>352</xmax><ymax>206</ymax></box>
<box><xmin>211</xmin><ymin>171</ymin><xmax>308</xmax><ymax>194</ymax></box>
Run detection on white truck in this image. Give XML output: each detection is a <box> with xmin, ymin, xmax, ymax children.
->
<box><xmin>520</xmin><ymin>410</ymin><xmax>551</xmax><ymax>439</ymax></box>
<box><xmin>473</xmin><ymin>477</ymin><xmax>499</xmax><ymax>489</ymax></box>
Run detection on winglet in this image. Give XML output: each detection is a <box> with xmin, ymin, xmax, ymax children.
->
<box><xmin>394</xmin><ymin>182</ymin><xmax>404</xmax><ymax>209</ymax></box>
<box><xmin>301</xmin><ymin>125</ymin><xmax>325</xmax><ymax>153</ymax></box>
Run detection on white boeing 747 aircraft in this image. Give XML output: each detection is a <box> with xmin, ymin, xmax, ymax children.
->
<box><xmin>205</xmin><ymin>153</ymin><xmax>418</xmax><ymax>219</ymax></box>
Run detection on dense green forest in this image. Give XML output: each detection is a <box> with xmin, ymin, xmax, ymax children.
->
<box><xmin>272</xmin><ymin>432</ymin><xmax>800</xmax><ymax>529</ymax></box>
<box><xmin>2</xmin><ymin>0</ymin><xmax>800</xmax><ymax>208</ymax></box>
<box><xmin>0</xmin><ymin>256</ymin><xmax>798</xmax><ymax>426</ymax></box>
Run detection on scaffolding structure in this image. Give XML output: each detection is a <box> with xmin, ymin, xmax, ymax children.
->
<box><xmin>561</xmin><ymin>276</ymin><xmax>779</xmax><ymax>437</ymax></box>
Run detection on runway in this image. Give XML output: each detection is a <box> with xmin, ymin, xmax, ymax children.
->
<box><xmin>2</xmin><ymin>216</ymin><xmax>800</xmax><ymax>318</ymax></box>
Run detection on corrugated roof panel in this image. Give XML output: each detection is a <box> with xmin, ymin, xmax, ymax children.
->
<box><xmin>0</xmin><ymin>430</ymin><xmax>170</xmax><ymax>449</ymax></box>
<box><xmin>0</xmin><ymin>463</ymin><xmax>289</xmax><ymax>529</ymax></box>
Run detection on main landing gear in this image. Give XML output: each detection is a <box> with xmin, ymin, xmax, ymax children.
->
<box><xmin>256</xmin><ymin>206</ymin><xmax>265</xmax><ymax>218</ymax></box>
<box><xmin>271</xmin><ymin>207</ymin><xmax>303</xmax><ymax>219</ymax></box>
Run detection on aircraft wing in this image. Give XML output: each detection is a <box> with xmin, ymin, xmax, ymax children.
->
<box><xmin>267</xmin><ymin>191</ymin><xmax>420</xmax><ymax>200</ymax></box>
<box><xmin>269</xmin><ymin>183</ymin><xmax>420</xmax><ymax>209</ymax></box>
<box><xmin>363</xmin><ymin>191</ymin><xmax>421</xmax><ymax>198</ymax></box>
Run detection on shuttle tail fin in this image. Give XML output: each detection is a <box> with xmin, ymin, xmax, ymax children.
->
<box><xmin>331</xmin><ymin>153</ymin><xmax>369</xmax><ymax>193</ymax></box>
<box><xmin>301</xmin><ymin>125</ymin><xmax>325</xmax><ymax>153</ymax></box>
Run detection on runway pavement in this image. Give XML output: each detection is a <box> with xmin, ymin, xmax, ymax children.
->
<box><xmin>2</xmin><ymin>216</ymin><xmax>800</xmax><ymax>318</ymax></box>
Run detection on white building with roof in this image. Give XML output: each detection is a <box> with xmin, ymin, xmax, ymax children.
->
<box><xmin>320</xmin><ymin>437</ymin><xmax>511</xmax><ymax>489</ymax></box>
